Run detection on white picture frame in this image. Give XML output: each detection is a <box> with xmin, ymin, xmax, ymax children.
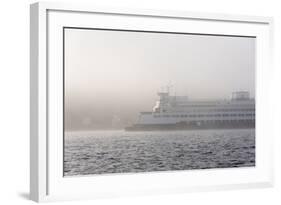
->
<box><xmin>30</xmin><ymin>2</ymin><xmax>274</xmax><ymax>202</ymax></box>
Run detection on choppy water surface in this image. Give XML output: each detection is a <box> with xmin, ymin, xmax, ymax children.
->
<box><xmin>64</xmin><ymin>129</ymin><xmax>255</xmax><ymax>176</ymax></box>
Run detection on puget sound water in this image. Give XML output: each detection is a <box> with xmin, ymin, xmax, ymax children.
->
<box><xmin>64</xmin><ymin>129</ymin><xmax>255</xmax><ymax>176</ymax></box>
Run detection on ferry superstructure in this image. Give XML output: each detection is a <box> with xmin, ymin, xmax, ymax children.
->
<box><xmin>125</xmin><ymin>91</ymin><xmax>255</xmax><ymax>131</ymax></box>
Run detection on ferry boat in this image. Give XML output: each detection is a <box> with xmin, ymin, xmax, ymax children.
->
<box><xmin>125</xmin><ymin>91</ymin><xmax>255</xmax><ymax>131</ymax></box>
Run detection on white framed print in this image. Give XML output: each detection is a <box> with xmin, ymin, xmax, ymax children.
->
<box><xmin>30</xmin><ymin>2</ymin><xmax>274</xmax><ymax>202</ymax></box>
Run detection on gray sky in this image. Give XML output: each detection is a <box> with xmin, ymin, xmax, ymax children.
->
<box><xmin>64</xmin><ymin>28</ymin><xmax>255</xmax><ymax>130</ymax></box>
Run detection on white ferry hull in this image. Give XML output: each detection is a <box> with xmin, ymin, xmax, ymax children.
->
<box><xmin>125</xmin><ymin>91</ymin><xmax>255</xmax><ymax>131</ymax></box>
<box><xmin>125</xmin><ymin>119</ymin><xmax>255</xmax><ymax>131</ymax></box>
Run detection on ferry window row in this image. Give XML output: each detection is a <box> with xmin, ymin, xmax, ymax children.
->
<box><xmin>176</xmin><ymin>108</ymin><xmax>255</xmax><ymax>112</ymax></box>
<box><xmin>153</xmin><ymin>113</ymin><xmax>255</xmax><ymax>118</ymax></box>
<box><xmin>176</xmin><ymin>104</ymin><xmax>255</xmax><ymax>108</ymax></box>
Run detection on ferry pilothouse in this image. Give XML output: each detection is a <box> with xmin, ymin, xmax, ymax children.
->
<box><xmin>125</xmin><ymin>91</ymin><xmax>255</xmax><ymax>131</ymax></box>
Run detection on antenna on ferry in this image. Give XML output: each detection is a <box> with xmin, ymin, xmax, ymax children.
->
<box><xmin>166</xmin><ymin>82</ymin><xmax>173</xmax><ymax>94</ymax></box>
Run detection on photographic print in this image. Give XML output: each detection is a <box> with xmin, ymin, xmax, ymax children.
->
<box><xmin>63</xmin><ymin>28</ymin><xmax>255</xmax><ymax>176</ymax></box>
